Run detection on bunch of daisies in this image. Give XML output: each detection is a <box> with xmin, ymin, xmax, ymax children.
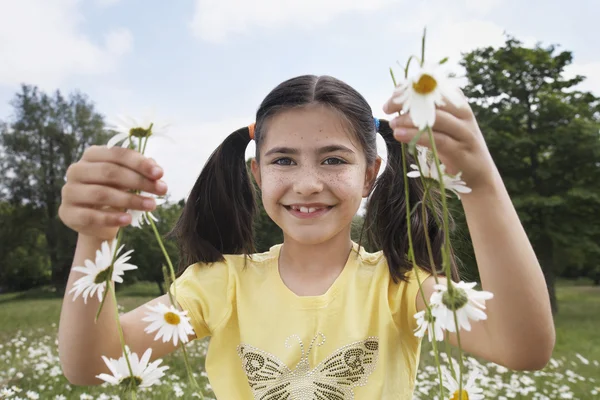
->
<box><xmin>385</xmin><ymin>29</ymin><xmax>493</xmax><ymax>400</ymax></box>
<box><xmin>69</xmin><ymin>117</ymin><xmax>203</xmax><ymax>399</ymax></box>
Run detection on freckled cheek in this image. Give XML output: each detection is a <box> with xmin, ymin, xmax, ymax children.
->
<box><xmin>324</xmin><ymin>171</ymin><xmax>365</xmax><ymax>197</ymax></box>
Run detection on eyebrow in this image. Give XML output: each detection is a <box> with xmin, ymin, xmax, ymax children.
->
<box><xmin>264</xmin><ymin>145</ymin><xmax>355</xmax><ymax>157</ymax></box>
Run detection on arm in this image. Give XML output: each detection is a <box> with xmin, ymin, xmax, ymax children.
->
<box><xmin>417</xmin><ymin>168</ymin><xmax>555</xmax><ymax>370</ymax></box>
<box><xmin>58</xmin><ymin>234</ymin><xmax>195</xmax><ymax>385</ymax></box>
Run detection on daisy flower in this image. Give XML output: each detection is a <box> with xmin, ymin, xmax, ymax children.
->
<box><xmin>407</xmin><ymin>145</ymin><xmax>472</xmax><ymax>198</ymax></box>
<box><xmin>107</xmin><ymin>115</ymin><xmax>170</xmax><ymax>149</ymax></box>
<box><xmin>430</xmin><ymin>280</ymin><xmax>494</xmax><ymax>333</ymax></box>
<box><xmin>390</xmin><ymin>63</ymin><xmax>464</xmax><ymax>131</ymax></box>
<box><xmin>142</xmin><ymin>302</ymin><xmax>195</xmax><ymax>346</ymax></box>
<box><xmin>128</xmin><ymin>193</ymin><xmax>166</xmax><ymax>228</ymax></box>
<box><xmin>442</xmin><ymin>369</ymin><xmax>484</xmax><ymax>400</ymax></box>
<box><xmin>69</xmin><ymin>239</ymin><xmax>137</xmax><ymax>304</ymax></box>
<box><xmin>96</xmin><ymin>347</ymin><xmax>168</xmax><ymax>389</ymax></box>
<box><xmin>414</xmin><ymin>308</ymin><xmax>445</xmax><ymax>342</ymax></box>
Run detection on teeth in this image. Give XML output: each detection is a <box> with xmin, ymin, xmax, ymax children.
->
<box><xmin>292</xmin><ymin>206</ymin><xmax>324</xmax><ymax>213</ymax></box>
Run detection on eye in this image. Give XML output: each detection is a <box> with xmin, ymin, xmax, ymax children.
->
<box><xmin>323</xmin><ymin>157</ymin><xmax>346</xmax><ymax>165</ymax></box>
<box><xmin>273</xmin><ymin>158</ymin><xmax>294</xmax><ymax>166</ymax></box>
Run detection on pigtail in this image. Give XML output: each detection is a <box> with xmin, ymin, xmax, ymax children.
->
<box><xmin>362</xmin><ymin>119</ymin><xmax>460</xmax><ymax>283</ymax></box>
<box><xmin>169</xmin><ymin>127</ymin><xmax>257</xmax><ymax>272</ymax></box>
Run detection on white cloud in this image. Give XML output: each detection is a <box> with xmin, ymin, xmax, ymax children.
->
<box><xmin>104</xmin><ymin>28</ymin><xmax>133</xmax><ymax>56</ymax></box>
<box><xmin>143</xmin><ymin>116</ymin><xmax>255</xmax><ymax>201</ymax></box>
<box><xmin>463</xmin><ymin>0</ymin><xmax>502</xmax><ymax>15</ymax></box>
<box><xmin>95</xmin><ymin>0</ymin><xmax>122</xmax><ymax>7</ymax></box>
<box><xmin>189</xmin><ymin>0</ymin><xmax>400</xmax><ymax>43</ymax></box>
<box><xmin>0</xmin><ymin>0</ymin><xmax>132</xmax><ymax>88</ymax></box>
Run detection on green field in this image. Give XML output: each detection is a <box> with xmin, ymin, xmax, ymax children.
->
<box><xmin>0</xmin><ymin>280</ymin><xmax>599</xmax><ymax>399</ymax></box>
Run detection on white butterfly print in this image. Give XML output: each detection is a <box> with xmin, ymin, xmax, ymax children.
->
<box><xmin>237</xmin><ymin>332</ymin><xmax>379</xmax><ymax>399</ymax></box>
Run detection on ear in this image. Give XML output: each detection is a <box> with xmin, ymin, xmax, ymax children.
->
<box><xmin>363</xmin><ymin>156</ymin><xmax>382</xmax><ymax>197</ymax></box>
<box><xmin>250</xmin><ymin>158</ymin><xmax>261</xmax><ymax>189</ymax></box>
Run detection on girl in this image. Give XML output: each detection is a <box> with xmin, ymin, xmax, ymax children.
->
<box><xmin>57</xmin><ymin>75</ymin><xmax>555</xmax><ymax>399</ymax></box>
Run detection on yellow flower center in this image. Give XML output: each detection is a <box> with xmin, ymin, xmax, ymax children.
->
<box><xmin>164</xmin><ymin>311</ymin><xmax>181</xmax><ymax>325</ymax></box>
<box><xmin>450</xmin><ymin>389</ymin><xmax>469</xmax><ymax>400</ymax></box>
<box><xmin>412</xmin><ymin>74</ymin><xmax>437</xmax><ymax>95</ymax></box>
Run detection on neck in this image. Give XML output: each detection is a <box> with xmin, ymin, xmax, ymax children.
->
<box><xmin>279</xmin><ymin>231</ymin><xmax>353</xmax><ymax>277</ymax></box>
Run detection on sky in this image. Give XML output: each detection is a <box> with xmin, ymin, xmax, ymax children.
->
<box><xmin>0</xmin><ymin>0</ymin><xmax>598</xmax><ymax>201</ymax></box>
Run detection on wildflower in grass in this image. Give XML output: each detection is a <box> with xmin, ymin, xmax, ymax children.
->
<box><xmin>142</xmin><ymin>303</ymin><xmax>195</xmax><ymax>346</ymax></box>
<box><xmin>442</xmin><ymin>369</ymin><xmax>484</xmax><ymax>400</ymax></box>
<box><xmin>96</xmin><ymin>347</ymin><xmax>168</xmax><ymax>389</ymax></box>
<box><xmin>430</xmin><ymin>280</ymin><xmax>493</xmax><ymax>332</ymax></box>
<box><xmin>69</xmin><ymin>239</ymin><xmax>137</xmax><ymax>303</ymax></box>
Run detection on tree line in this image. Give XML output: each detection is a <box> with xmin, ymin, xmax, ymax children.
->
<box><xmin>1</xmin><ymin>37</ymin><xmax>599</xmax><ymax>314</ymax></box>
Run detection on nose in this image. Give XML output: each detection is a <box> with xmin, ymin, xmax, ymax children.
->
<box><xmin>292</xmin><ymin>169</ymin><xmax>324</xmax><ymax>195</ymax></box>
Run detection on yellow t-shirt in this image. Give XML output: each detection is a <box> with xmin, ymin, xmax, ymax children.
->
<box><xmin>173</xmin><ymin>241</ymin><xmax>431</xmax><ymax>399</ymax></box>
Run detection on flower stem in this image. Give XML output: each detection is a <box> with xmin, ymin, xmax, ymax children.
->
<box><xmin>148</xmin><ymin>217</ymin><xmax>177</xmax><ymax>301</ymax></box>
<box><xmin>392</xmin><ymin>61</ymin><xmax>445</xmax><ymax>394</ymax></box>
<box><xmin>95</xmin><ymin>229</ymin><xmax>124</xmax><ymax>322</ymax></box>
<box><xmin>426</xmin><ymin>126</ymin><xmax>464</xmax><ymax>395</ymax></box>
<box><xmin>430</xmin><ymin>331</ymin><xmax>445</xmax><ymax>398</ymax></box>
<box><xmin>109</xmin><ymin>282</ymin><xmax>136</xmax><ymax>393</ymax></box>
<box><xmin>181</xmin><ymin>343</ymin><xmax>204</xmax><ymax>398</ymax></box>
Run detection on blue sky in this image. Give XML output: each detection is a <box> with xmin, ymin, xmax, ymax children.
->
<box><xmin>1</xmin><ymin>0</ymin><xmax>598</xmax><ymax>201</ymax></box>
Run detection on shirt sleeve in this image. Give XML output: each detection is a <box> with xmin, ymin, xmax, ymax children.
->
<box><xmin>388</xmin><ymin>266</ymin><xmax>432</xmax><ymax>334</ymax></box>
<box><xmin>170</xmin><ymin>259</ymin><xmax>233</xmax><ymax>339</ymax></box>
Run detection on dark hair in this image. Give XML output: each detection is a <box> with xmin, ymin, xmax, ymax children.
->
<box><xmin>170</xmin><ymin>75</ymin><xmax>459</xmax><ymax>282</ymax></box>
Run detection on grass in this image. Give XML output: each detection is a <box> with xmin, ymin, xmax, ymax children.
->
<box><xmin>0</xmin><ymin>280</ymin><xmax>599</xmax><ymax>399</ymax></box>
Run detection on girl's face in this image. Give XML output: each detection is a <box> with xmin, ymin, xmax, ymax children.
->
<box><xmin>251</xmin><ymin>105</ymin><xmax>380</xmax><ymax>245</ymax></box>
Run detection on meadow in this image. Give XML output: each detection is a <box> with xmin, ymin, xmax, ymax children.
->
<box><xmin>0</xmin><ymin>280</ymin><xmax>598</xmax><ymax>399</ymax></box>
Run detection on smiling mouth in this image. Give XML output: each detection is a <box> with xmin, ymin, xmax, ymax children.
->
<box><xmin>283</xmin><ymin>205</ymin><xmax>334</xmax><ymax>216</ymax></box>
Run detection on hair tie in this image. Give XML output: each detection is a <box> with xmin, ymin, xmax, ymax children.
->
<box><xmin>248</xmin><ymin>123</ymin><xmax>256</xmax><ymax>140</ymax></box>
<box><xmin>374</xmin><ymin>117</ymin><xmax>380</xmax><ymax>131</ymax></box>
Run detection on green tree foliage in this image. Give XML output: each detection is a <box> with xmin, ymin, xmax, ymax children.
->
<box><xmin>0</xmin><ymin>202</ymin><xmax>50</xmax><ymax>291</ymax></box>
<box><xmin>0</xmin><ymin>85</ymin><xmax>109</xmax><ymax>291</ymax></box>
<box><xmin>460</xmin><ymin>37</ymin><xmax>600</xmax><ymax>312</ymax></box>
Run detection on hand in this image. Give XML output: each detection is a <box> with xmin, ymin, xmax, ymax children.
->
<box><xmin>59</xmin><ymin>145</ymin><xmax>168</xmax><ymax>240</ymax></box>
<box><xmin>383</xmin><ymin>93</ymin><xmax>498</xmax><ymax>191</ymax></box>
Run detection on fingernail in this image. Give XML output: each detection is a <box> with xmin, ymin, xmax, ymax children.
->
<box><xmin>394</xmin><ymin>128</ymin><xmax>407</xmax><ymax>137</ymax></box>
<box><xmin>389</xmin><ymin>118</ymin><xmax>398</xmax><ymax>128</ymax></box>
<box><xmin>119</xmin><ymin>214</ymin><xmax>130</xmax><ymax>224</ymax></box>
<box><xmin>151</xmin><ymin>167</ymin><xmax>162</xmax><ymax>177</ymax></box>
<box><xmin>143</xmin><ymin>199</ymin><xmax>155</xmax><ymax>209</ymax></box>
<box><xmin>156</xmin><ymin>181</ymin><xmax>168</xmax><ymax>192</ymax></box>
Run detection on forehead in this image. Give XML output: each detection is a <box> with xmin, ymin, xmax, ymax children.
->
<box><xmin>260</xmin><ymin>105</ymin><xmax>360</xmax><ymax>153</ymax></box>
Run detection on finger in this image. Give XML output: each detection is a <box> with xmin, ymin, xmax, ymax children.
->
<box><xmin>436</xmin><ymin>90</ymin><xmax>473</xmax><ymax>120</ymax></box>
<box><xmin>382</xmin><ymin>86</ymin><xmax>406</xmax><ymax>115</ymax></box>
<box><xmin>66</xmin><ymin>162</ymin><xmax>168</xmax><ymax>196</ymax></box>
<box><xmin>62</xmin><ymin>183</ymin><xmax>158</xmax><ymax>211</ymax></box>
<box><xmin>392</xmin><ymin>127</ymin><xmax>459</xmax><ymax>155</ymax></box>
<box><xmin>390</xmin><ymin>109</ymin><xmax>466</xmax><ymax>142</ymax></box>
<box><xmin>59</xmin><ymin>205</ymin><xmax>131</xmax><ymax>229</ymax></box>
<box><xmin>81</xmin><ymin>145</ymin><xmax>164</xmax><ymax>181</ymax></box>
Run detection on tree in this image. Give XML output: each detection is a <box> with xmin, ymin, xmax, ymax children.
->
<box><xmin>460</xmin><ymin>37</ymin><xmax>600</xmax><ymax>313</ymax></box>
<box><xmin>0</xmin><ymin>85</ymin><xmax>109</xmax><ymax>291</ymax></box>
<box><xmin>0</xmin><ymin>202</ymin><xmax>50</xmax><ymax>291</ymax></box>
